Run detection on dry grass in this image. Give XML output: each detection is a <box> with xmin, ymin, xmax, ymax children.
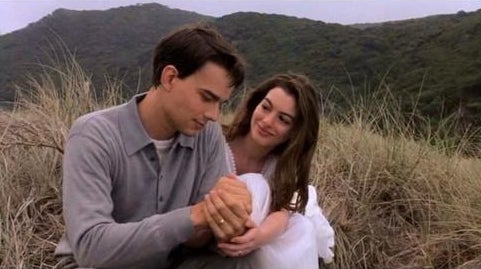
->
<box><xmin>1</xmin><ymin>58</ymin><xmax>481</xmax><ymax>268</ymax></box>
<box><xmin>312</xmin><ymin>108</ymin><xmax>481</xmax><ymax>268</ymax></box>
<box><xmin>0</xmin><ymin>55</ymin><xmax>122</xmax><ymax>268</ymax></box>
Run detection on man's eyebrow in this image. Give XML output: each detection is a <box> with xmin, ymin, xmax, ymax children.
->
<box><xmin>200</xmin><ymin>88</ymin><xmax>221</xmax><ymax>101</ymax></box>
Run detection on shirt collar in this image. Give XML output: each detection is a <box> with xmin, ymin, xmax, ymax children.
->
<box><xmin>119</xmin><ymin>93</ymin><xmax>194</xmax><ymax>155</ymax></box>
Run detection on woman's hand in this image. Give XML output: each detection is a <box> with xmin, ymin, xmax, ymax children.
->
<box><xmin>217</xmin><ymin>226</ymin><xmax>265</xmax><ymax>257</ymax></box>
<box><xmin>217</xmin><ymin>209</ymin><xmax>290</xmax><ymax>257</ymax></box>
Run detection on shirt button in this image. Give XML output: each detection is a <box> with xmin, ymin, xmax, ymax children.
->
<box><xmin>159</xmin><ymin>196</ymin><xmax>163</xmax><ymax>202</ymax></box>
<box><xmin>149</xmin><ymin>156</ymin><xmax>156</xmax><ymax>161</ymax></box>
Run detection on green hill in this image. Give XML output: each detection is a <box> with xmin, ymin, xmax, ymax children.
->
<box><xmin>218</xmin><ymin>10</ymin><xmax>481</xmax><ymax>129</ymax></box>
<box><xmin>0</xmin><ymin>3</ymin><xmax>212</xmax><ymax>104</ymax></box>
<box><xmin>1</xmin><ymin>3</ymin><xmax>480</xmax><ymax>130</ymax></box>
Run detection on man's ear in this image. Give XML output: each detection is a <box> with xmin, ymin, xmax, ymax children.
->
<box><xmin>159</xmin><ymin>65</ymin><xmax>178</xmax><ymax>91</ymax></box>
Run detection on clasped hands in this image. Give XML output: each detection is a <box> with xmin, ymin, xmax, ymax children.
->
<box><xmin>204</xmin><ymin>174</ymin><xmax>261</xmax><ymax>257</ymax></box>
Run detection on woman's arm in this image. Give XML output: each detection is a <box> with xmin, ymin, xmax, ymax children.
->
<box><xmin>217</xmin><ymin>209</ymin><xmax>289</xmax><ymax>256</ymax></box>
<box><xmin>255</xmin><ymin>209</ymin><xmax>289</xmax><ymax>244</ymax></box>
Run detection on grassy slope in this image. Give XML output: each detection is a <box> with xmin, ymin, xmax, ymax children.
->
<box><xmin>1</xmin><ymin>58</ymin><xmax>481</xmax><ymax>269</ymax></box>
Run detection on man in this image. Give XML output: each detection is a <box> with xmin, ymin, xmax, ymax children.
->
<box><xmin>55</xmin><ymin>24</ymin><xmax>252</xmax><ymax>269</ymax></box>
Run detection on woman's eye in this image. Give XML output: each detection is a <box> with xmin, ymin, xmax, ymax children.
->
<box><xmin>280</xmin><ymin>116</ymin><xmax>292</xmax><ymax>125</ymax></box>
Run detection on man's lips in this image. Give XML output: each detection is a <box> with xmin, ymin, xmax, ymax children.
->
<box><xmin>194</xmin><ymin>120</ymin><xmax>206</xmax><ymax>128</ymax></box>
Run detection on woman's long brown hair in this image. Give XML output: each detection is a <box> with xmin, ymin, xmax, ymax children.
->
<box><xmin>226</xmin><ymin>73</ymin><xmax>320</xmax><ymax>212</ymax></box>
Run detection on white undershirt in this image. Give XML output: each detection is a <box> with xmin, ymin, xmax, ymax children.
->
<box><xmin>152</xmin><ymin>138</ymin><xmax>174</xmax><ymax>165</ymax></box>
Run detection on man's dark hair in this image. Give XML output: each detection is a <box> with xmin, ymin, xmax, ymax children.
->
<box><xmin>152</xmin><ymin>24</ymin><xmax>245</xmax><ymax>89</ymax></box>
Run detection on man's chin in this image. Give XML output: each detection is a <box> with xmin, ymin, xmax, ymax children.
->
<box><xmin>180</xmin><ymin>129</ymin><xmax>201</xmax><ymax>137</ymax></box>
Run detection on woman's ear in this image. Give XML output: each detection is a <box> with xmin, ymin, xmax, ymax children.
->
<box><xmin>159</xmin><ymin>65</ymin><xmax>178</xmax><ymax>91</ymax></box>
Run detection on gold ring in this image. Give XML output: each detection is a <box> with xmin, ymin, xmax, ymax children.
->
<box><xmin>218</xmin><ymin>218</ymin><xmax>225</xmax><ymax>225</ymax></box>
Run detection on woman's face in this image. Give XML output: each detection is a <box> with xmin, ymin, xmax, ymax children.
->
<box><xmin>249</xmin><ymin>87</ymin><xmax>297</xmax><ymax>150</ymax></box>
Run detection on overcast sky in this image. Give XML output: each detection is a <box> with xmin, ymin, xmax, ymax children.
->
<box><xmin>1</xmin><ymin>0</ymin><xmax>480</xmax><ymax>35</ymax></box>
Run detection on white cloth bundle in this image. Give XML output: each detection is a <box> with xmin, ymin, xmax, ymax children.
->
<box><xmin>238</xmin><ymin>173</ymin><xmax>335</xmax><ymax>269</ymax></box>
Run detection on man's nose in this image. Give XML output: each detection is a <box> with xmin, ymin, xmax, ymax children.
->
<box><xmin>205</xmin><ymin>103</ymin><xmax>220</xmax><ymax>122</ymax></box>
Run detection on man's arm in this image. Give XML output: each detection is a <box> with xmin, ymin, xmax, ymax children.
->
<box><xmin>63</xmin><ymin>133</ymin><xmax>194</xmax><ymax>268</ymax></box>
<box><xmin>182</xmin><ymin>201</ymin><xmax>212</xmax><ymax>247</ymax></box>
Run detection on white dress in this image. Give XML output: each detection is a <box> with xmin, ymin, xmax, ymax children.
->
<box><xmin>225</xmin><ymin>145</ymin><xmax>335</xmax><ymax>269</ymax></box>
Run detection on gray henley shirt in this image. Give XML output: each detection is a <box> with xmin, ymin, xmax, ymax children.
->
<box><xmin>55</xmin><ymin>93</ymin><xmax>228</xmax><ymax>269</ymax></box>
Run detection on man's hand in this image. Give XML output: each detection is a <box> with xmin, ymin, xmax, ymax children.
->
<box><xmin>187</xmin><ymin>202</ymin><xmax>214</xmax><ymax>247</ymax></box>
<box><xmin>203</xmin><ymin>175</ymin><xmax>254</xmax><ymax>242</ymax></box>
<box><xmin>214</xmin><ymin>174</ymin><xmax>252</xmax><ymax>214</ymax></box>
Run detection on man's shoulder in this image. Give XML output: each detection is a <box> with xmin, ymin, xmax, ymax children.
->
<box><xmin>198</xmin><ymin>121</ymin><xmax>224</xmax><ymax>142</ymax></box>
<box><xmin>204</xmin><ymin>121</ymin><xmax>222</xmax><ymax>134</ymax></box>
<box><xmin>191</xmin><ymin>121</ymin><xmax>226</xmax><ymax>152</ymax></box>
<box><xmin>69</xmin><ymin>104</ymin><xmax>125</xmax><ymax>136</ymax></box>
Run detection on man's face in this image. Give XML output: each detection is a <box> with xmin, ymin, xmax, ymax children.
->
<box><xmin>166</xmin><ymin>62</ymin><xmax>233</xmax><ymax>136</ymax></box>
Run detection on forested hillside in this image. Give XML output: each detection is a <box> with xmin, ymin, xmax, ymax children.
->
<box><xmin>1</xmin><ymin>3</ymin><xmax>480</xmax><ymax>130</ymax></box>
<box><xmin>0</xmin><ymin>3</ymin><xmax>212</xmax><ymax>103</ymax></box>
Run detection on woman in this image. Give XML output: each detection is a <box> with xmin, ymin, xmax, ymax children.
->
<box><xmin>204</xmin><ymin>73</ymin><xmax>335</xmax><ymax>269</ymax></box>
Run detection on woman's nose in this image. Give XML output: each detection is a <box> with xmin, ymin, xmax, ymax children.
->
<box><xmin>261</xmin><ymin>113</ymin><xmax>275</xmax><ymax>126</ymax></box>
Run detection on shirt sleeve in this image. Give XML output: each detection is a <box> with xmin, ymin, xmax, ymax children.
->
<box><xmin>62</xmin><ymin>129</ymin><xmax>193</xmax><ymax>268</ymax></box>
